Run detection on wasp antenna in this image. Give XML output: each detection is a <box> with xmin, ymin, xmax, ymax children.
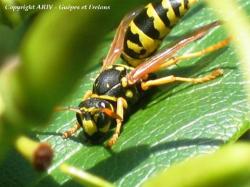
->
<box><xmin>55</xmin><ymin>106</ymin><xmax>82</xmax><ymax>115</ymax></box>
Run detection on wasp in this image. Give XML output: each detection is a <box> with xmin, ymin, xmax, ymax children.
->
<box><xmin>60</xmin><ymin>0</ymin><xmax>230</xmax><ymax>147</ymax></box>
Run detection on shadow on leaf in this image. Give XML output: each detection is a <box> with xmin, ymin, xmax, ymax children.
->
<box><xmin>87</xmin><ymin>138</ymin><xmax>224</xmax><ymax>182</ymax></box>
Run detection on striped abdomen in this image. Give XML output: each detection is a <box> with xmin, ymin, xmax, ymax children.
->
<box><xmin>122</xmin><ymin>0</ymin><xmax>197</xmax><ymax>66</ymax></box>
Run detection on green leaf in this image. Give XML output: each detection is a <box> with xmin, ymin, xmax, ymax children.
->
<box><xmin>1</xmin><ymin>0</ymin><xmax>250</xmax><ymax>187</ymax></box>
<box><xmin>142</xmin><ymin>143</ymin><xmax>250</xmax><ymax>187</ymax></box>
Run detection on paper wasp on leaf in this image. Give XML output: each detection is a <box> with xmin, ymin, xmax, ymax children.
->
<box><xmin>59</xmin><ymin>0</ymin><xmax>230</xmax><ymax>147</ymax></box>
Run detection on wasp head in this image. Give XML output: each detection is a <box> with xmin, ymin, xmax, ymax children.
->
<box><xmin>76</xmin><ymin>98</ymin><xmax>116</xmax><ymax>143</ymax></box>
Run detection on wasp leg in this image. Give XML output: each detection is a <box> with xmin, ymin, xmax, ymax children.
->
<box><xmin>62</xmin><ymin>123</ymin><xmax>81</xmax><ymax>138</ymax></box>
<box><xmin>107</xmin><ymin>97</ymin><xmax>128</xmax><ymax>147</ymax></box>
<box><xmin>101</xmin><ymin>9</ymin><xmax>142</xmax><ymax>71</ymax></box>
<box><xmin>160</xmin><ymin>37</ymin><xmax>231</xmax><ymax>69</ymax></box>
<box><xmin>141</xmin><ymin>69</ymin><xmax>223</xmax><ymax>90</ymax></box>
<box><xmin>82</xmin><ymin>90</ymin><xmax>93</xmax><ymax>100</ymax></box>
<box><xmin>127</xmin><ymin>22</ymin><xmax>224</xmax><ymax>84</ymax></box>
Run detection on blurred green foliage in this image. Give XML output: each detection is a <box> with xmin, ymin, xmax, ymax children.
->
<box><xmin>0</xmin><ymin>0</ymin><xmax>152</xmax><ymax>158</ymax></box>
<box><xmin>142</xmin><ymin>143</ymin><xmax>250</xmax><ymax>187</ymax></box>
<box><xmin>0</xmin><ymin>0</ymin><xmax>250</xmax><ymax>187</ymax></box>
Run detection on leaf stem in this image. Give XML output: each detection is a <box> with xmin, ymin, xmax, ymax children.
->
<box><xmin>15</xmin><ymin>135</ymin><xmax>53</xmax><ymax>171</ymax></box>
<box><xmin>60</xmin><ymin>163</ymin><xmax>115</xmax><ymax>187</ymax></box>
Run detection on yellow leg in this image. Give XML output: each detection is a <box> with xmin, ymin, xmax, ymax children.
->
<box><xmin>141</xmin><ymin>69</ymin><xmax>223</xmax><ymax>90</ymax></box>
<box><xmin>107</xmin><ymin>97</ymin><xmax>127</xmax><ymax>147</ymax></box>
<box><xmin>62</xmin><ymin>123</ymin><xmax>81</xmax><ymax>138</ymax></box>
<box><xmin>160</xmin><ymin>37</ymin><xmax>231</xmax><ymax>69</ymax></box>
<box><xmin>83</xmin><ymin>90</ymin><xmax>92</xmax><ymax>100</ymax></box>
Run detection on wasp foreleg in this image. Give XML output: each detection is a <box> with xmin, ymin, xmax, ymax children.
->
<box><xmin>62</xmin><ymin>123</ymin><xmax>81</xmax><ymax>138</ymax></box>
<box><xmin>107</xmin><ymin>97</ymin><xmax>128</xmax><ymax>147</ymax></box>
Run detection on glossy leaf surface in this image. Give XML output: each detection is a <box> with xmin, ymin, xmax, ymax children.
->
<box><xmin>1</xmin><ymin>1</ymin><xmax>250</xmax><ymax>186</ymax></box>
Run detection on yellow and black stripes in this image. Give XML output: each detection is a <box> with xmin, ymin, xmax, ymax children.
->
<box><xmin>122</xmin><ymin>0</ymin><xmax>197</xmax><ymax>66</ymax></box>
<box><xmin>76</xmin><ymin>64</ymin><xmax>143</xmax><ymax>142</ymax></box>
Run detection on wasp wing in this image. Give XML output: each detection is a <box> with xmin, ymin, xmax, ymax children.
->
<box><xmin>126</xmin><ymin>21</ymin><xmax>221</xmax><ymax>84</ymax></box>
<box><xmin>101</xmin><ymin>8</ymin><xmax>142</xmax><ymax>71</ymax></box>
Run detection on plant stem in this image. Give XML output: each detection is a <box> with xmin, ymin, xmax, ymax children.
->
<box><xmin>15</xmin><ymin>135</ymin><xmax>53</xmax><ymax>171</ymax></box>
<box><xmin>60</xmin><ymin>163</ymin><xmax>115</xmax><ymax>187</ymax></box>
